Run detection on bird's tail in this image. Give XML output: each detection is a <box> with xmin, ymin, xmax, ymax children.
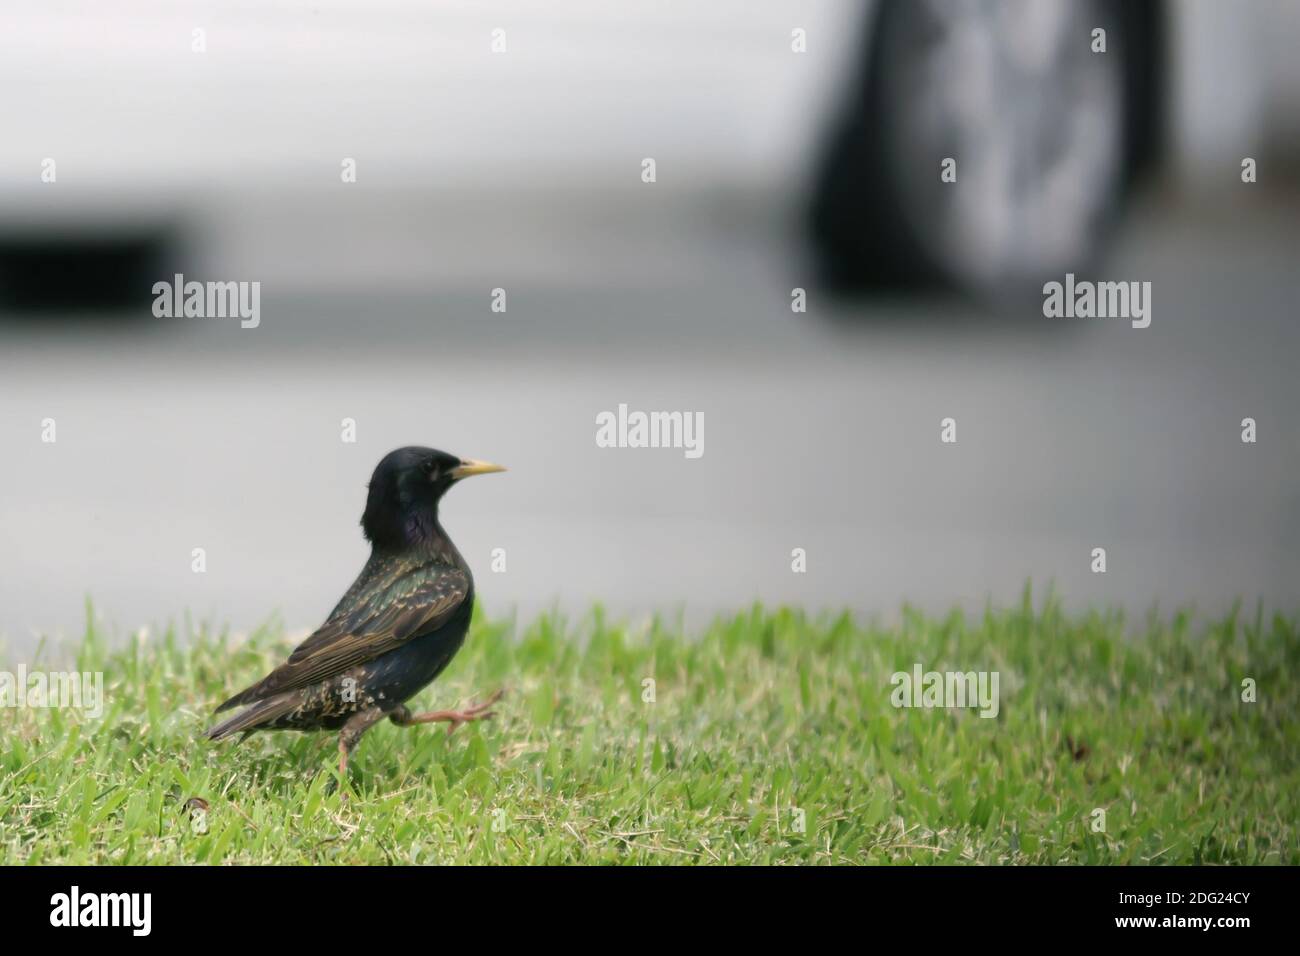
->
<box><xmin>213</xmin><ymin>678</ymin><xmax>268</xmax><ymax>714</ymax></box>
<box><xmin>204</xmin><ymin>691</ymin><xmax>298</xmax><ymax>741</ymax></box>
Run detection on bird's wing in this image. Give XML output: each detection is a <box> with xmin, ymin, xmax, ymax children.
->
<box><xmin>216</xmin><ymin>564</ymin><xmax>469</xmax><ymax>710</ymax></box>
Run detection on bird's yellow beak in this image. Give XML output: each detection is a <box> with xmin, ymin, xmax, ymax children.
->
<box><xmin>451</xmin><ymin>458</ymin><xmax>507</xmax><ymax>479</ymax></box>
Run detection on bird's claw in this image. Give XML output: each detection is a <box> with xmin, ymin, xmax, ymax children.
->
<box><xmin>443</xmin><ymin>688</ymin><xmax>505</xmax><ymax>736</ymax></box>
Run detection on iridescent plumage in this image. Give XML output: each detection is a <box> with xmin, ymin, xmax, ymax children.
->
<box><xmin>205</xmin><ymin>446</ymin><xmax>505</xmax><ymax>773</ymax></box>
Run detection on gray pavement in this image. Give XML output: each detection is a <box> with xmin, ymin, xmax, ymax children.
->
<box><xmin>1</xmin><ymin>191</ymin><xmax>1297</xmax><ymax>650</ymax></box>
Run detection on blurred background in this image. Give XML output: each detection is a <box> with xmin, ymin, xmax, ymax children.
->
<box><xmin>1</xmin><ymin>0</ymin><xmax>1298</xmax><ymax>649</ymax></box>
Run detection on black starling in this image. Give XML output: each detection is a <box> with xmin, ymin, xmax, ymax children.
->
<box><xmin>205</xmin><ymin>446</ymin><xmax>506</xmax><ymax>775</ymax></box>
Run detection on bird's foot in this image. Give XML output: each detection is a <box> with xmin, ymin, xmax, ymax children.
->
<box><xmin>330</xmin><ymin>747</ymin><xmax>351</xmax><ymax>800</ymax></box>
<box><xmin>334</xmin><ymin>706</ymin><xmax>384</xmax><ymax>795</ymax></box>
<box><xmin>334</xmin><ymin>743</ymin><xmax>358</xmax><ymax>799</ymax></box>
<box><xmin>399</xmin><ymin>688</ymin><xmax>504</xmax><ymax>736</ymax></box>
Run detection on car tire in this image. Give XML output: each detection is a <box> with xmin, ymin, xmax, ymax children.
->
<box><xmin>810</xmin><ymin>0</ymin><xmax>1151</xmax><ymax>296</ymax></box>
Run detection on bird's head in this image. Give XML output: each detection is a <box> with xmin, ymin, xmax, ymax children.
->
<box><xmin>361</xmin><ymin>446</ymin><xmax>505</xmax><ymax>550</ymax></box>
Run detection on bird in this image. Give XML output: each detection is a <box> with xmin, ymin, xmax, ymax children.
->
<box><xmin>204</xmin><ymin>446</ymin><xmax>506</xmax><ymax>776</ymax></box>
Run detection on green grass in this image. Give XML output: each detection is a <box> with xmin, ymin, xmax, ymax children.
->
<box><xmin>1</xmin><ymin>593</ymin><xmax>1296</xmax><ymax>864</ymax></box>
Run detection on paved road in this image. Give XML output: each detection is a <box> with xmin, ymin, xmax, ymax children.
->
<box><xmin>1</xmin><ymin>192</ymin><xmax>1296</xmax><ymax>650</ymax></box>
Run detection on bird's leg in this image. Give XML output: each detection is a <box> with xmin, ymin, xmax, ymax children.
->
<box><xmin>389</xmin><ymin>689</ymin><xmax>504</xmax><ymax>736</ymax></box>
<box><xmin>337</xmin><ymin>706</ymin><xmax>387</xmax><ymax>776</ymax></box>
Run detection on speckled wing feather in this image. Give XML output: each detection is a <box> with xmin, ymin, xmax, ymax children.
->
<box><xmin>215</xmin><ymin>560</ymin><xmax>469</xmax><ymax>711</ymax></box>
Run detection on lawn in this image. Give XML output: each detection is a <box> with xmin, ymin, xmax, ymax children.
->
<box><xmin>1</xmin><ymin>593</ymin><xmax>1296</xmax><ymax>864</ymax></box>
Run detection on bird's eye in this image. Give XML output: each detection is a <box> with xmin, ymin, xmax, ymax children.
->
<box><xmin>423</xmin><ymin>459</ymin><xmax>437</xmax><ymax>475</ymax></box>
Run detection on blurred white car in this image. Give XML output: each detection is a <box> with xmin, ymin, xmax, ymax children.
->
<box><xmin>0</xmin><ymin>0</ymin><xmax>1294</xmax><ymax>297</ymax></box>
